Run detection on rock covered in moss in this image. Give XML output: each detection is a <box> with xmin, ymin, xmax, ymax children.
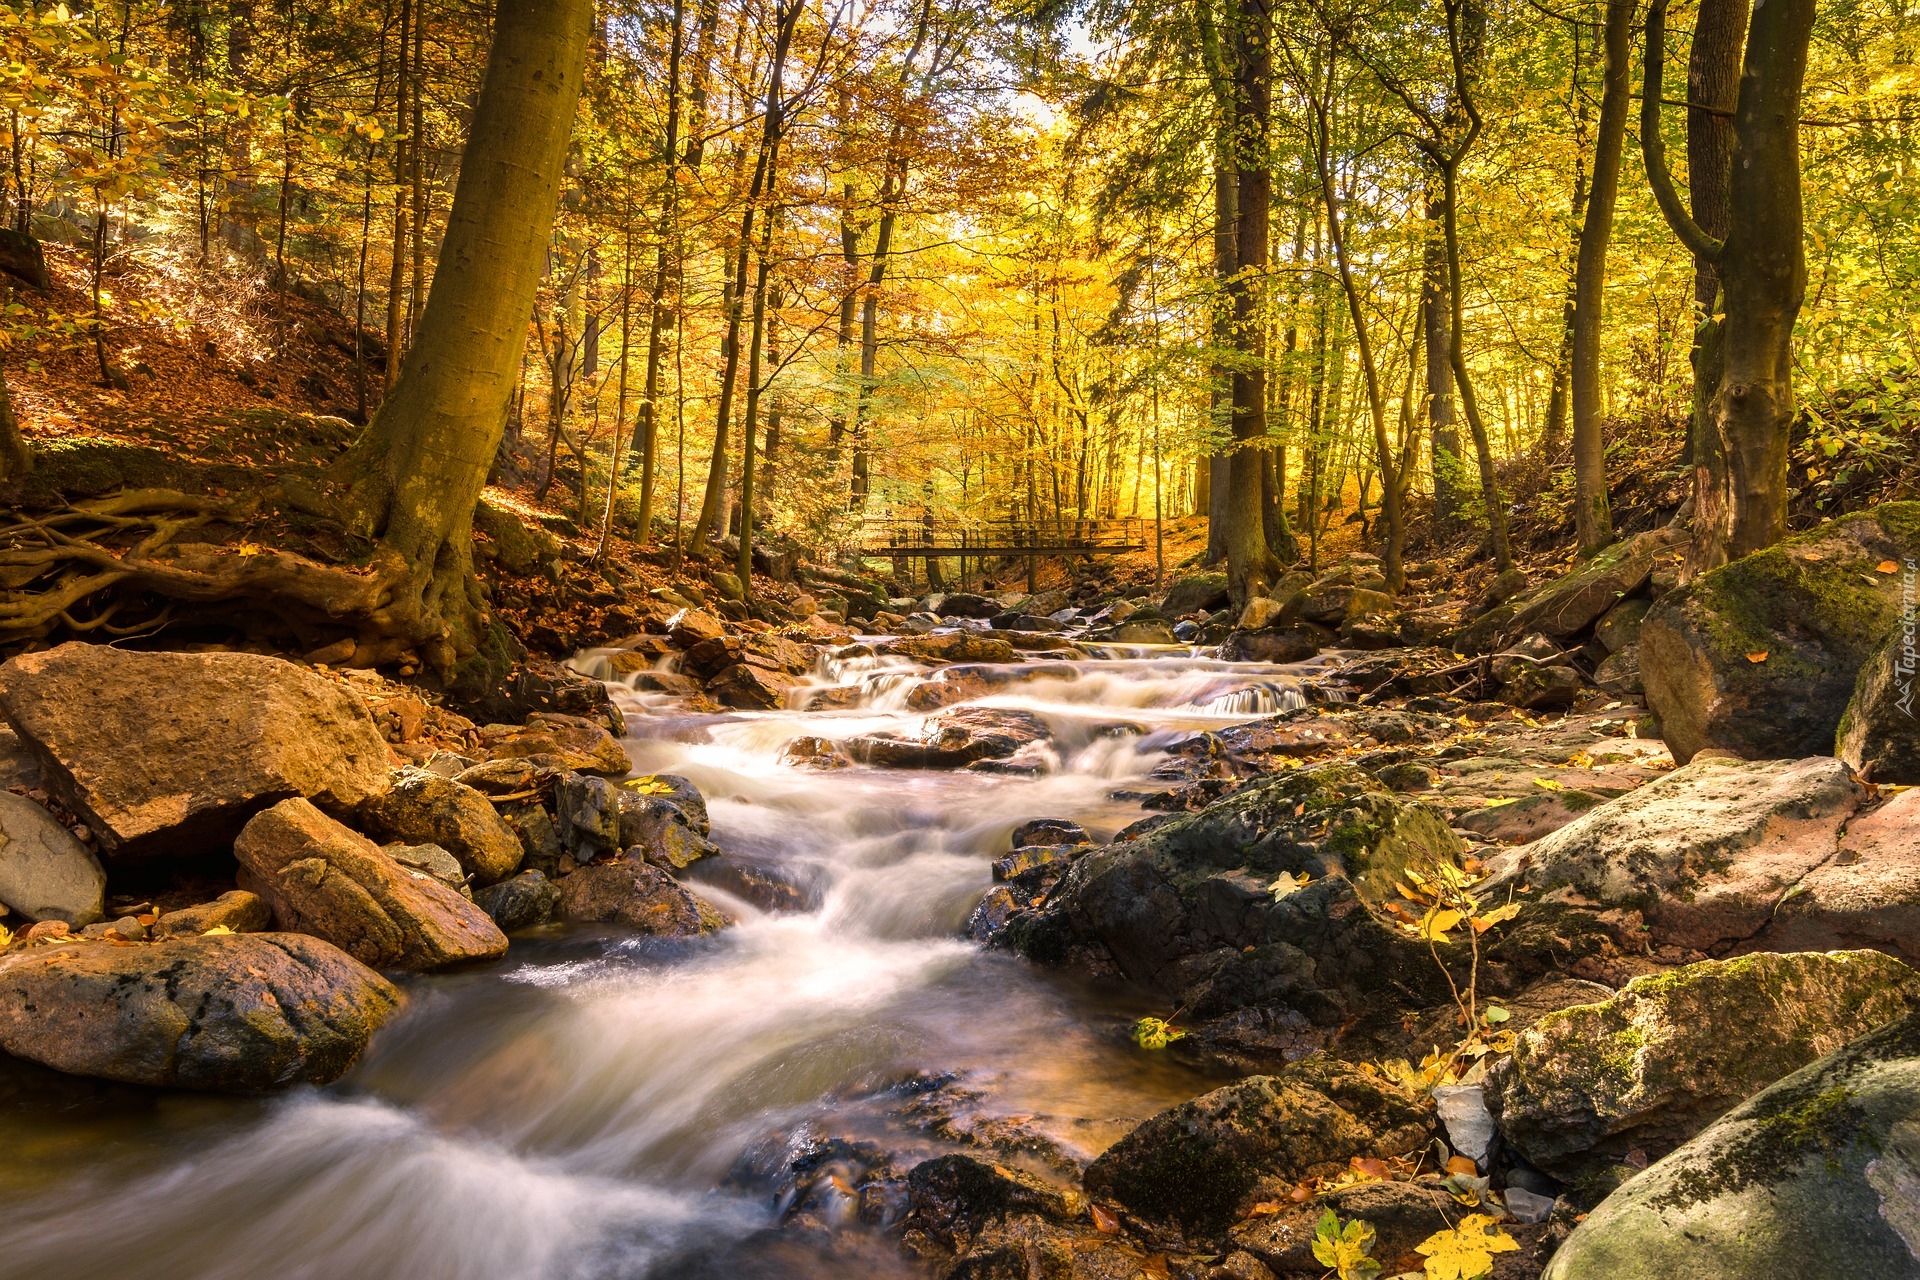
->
<box><xmin>1837</xmin><ymin>622</ymin><xmax>1920</xmax><ymax>784</ymax></box>
<box><xmin>1007</xmin><ymin>763</ymin><xmax>1470</xmax><ymax>1024</ymax></box>
<box><xmin>1641</xmin><ymin>503</ymin><xmax>1920</xmax><ymax>763</ymax></box>
<box><xmin>1489</xmin><ymin>950</ymin><xmax>1920</xmax><ymax>1173</ymax></box>
<box><xmin>1483</xmin><ymin>755</ymin><xmax>1865</xmax><ymax>953</ymax></box>
<box><xmin>1543</xmin><ymin>1011</ymin><xmax>1920</xmax><ymax>1280</ymax></box>
<box><xmin>1083</xmin><ymin>1055</ymin><xmax>1430</xmax><ymax>1236</ymax></box>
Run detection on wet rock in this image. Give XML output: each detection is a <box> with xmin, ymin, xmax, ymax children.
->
<box><xmin>938</xmin><ymin>593</ymin><xmax>1001</xmax><ymax>620</ymax></box>
<box><xmin>666</xmin><ymin>608</ymin><xmax>727</xmax><ymax>647</ymax></box>
<box><xmin>1012</xmin><ymin>818</ymin><xmax>1089</xmax><ymax>847</ymax></box>
<box><xmin>882</xmin><ymin>633</ymin><xmax>1018</xmax><ymax>665</ymax></box>
<box><xmin>689</xmin><ymin>858</ymin><xmax>819</xmax><ymax>914</ymax></box>
<box><xmin>1173</xmin><ymin>1003</ymin><xmax>1327</xmax><ymax>1074</ymax></box>
<box><xmin>1750</xmin><ymin>787</ymin><xmax>1920</xmax><ymax>964</ymax></box>
<box><xmin>1094</xmin><ymin>617</ymin><xmax>1178</xmax><ymax>645</ymax></box>
<box><xmin>1641</xmin><ymin>504</ymin><xmax>1920</xmax><ymax>762</ymax></box>
<box><xmin>234</xmin><ymin>797</ymin><xmax>508</xmax><ymax>971</ymax></box>
<box><xmin>0</xmin><ymin>644</ymin><xmax>390</xmax><ymax>860</ymax></box>
<box><xmin>991</xmin><ymin>844</ymin><xmax>1080</xmax><ymax>883</ymax></box>
<box><xmin>356</xmin><ymin>768</ymin><xmax>522</xmax><ymax>886</ymax></box>
<box><xmin>903</xmin><ymin>1154</ymin><xmax>1085</xmax><ymax>1255</ymax></box>
<box><xmin>151</xmin><ymin>889</ymin><xmax>271</xmax><ymax>938</ymax></box>
<box><xmin>626</xmin><ymin>669</ymin><xmax>703</xmax><ymax>698</ymax></box>
<box><xmin>381</xmin><ymin>842</ymin><xmax>468</xmax><ymax>896</ymax></box>
<box><xmin>781</xmin><ymin>735</ymin><xmax>851</xmax><ymax>769</ymax></box>
<box><xmin>0</xmin><ymin>932</ymin><xmax>400</xmax><ymax>1090</ymax></box>
<box><xmin>500</xmin><ymin>800</ymin><xmax>564</xmax><ymax>875</ymax></box>
<box><xmin>555</xmin><ymin>773</ymin><xmax>622</xmax><ymax>858</ymax></box>
<box><xmin>1237</xmin><ymin>595</ymin><xmax>1288</xmax><ymax>631</ymax></box>
<box><xmin>555</xmin><ymin>856</ymin><xmax>717</xmax><ymax>936</ymax></box>
<box><xmin>1084</xmin><ymin>1055</ymin><xmax>1430</xmax><ymax>1235</ymax></box>
<box><xmin>0</xmin><ymin>791</ymin><xmax>105</xmax><ymax>926</ymax></box>
<box><xmin>473</xmin><ymin>869</ymin><xmax>560</xmax><ymax>931</ymax></box>
<box><xmin>1220</xmin><ymin>627</ymin><xmax>1321</xmax><ymax>664</ymax></box>
<box><xmin>1542</xmin><ymin>1011</ymin><xmax>1920</xmax><ymax>1280</ymax></box>
<box><xmin>1162</xmin><ymin>573</ymin><xmax>1230</xmax><ymax>618</ymax></box>
<box><xmin>1231</xmin><ymin>1181</ymin><xmax>1462</xmax><ymax>1274</ymax></box>
<box><xmin>1009</xmin><ymin>764</ymin><xmax>1467</xmax><ymax>1024</ymax></box>
<box><xmin>966</xmin><ymin>885</ymin><xmax>1022</xmax><ymax>942</ymax></box>
<box><xmin>1837</xmin><ymin>623</ymin><xmax>1920</xmax><ymax>783</ymax></box>
<box><xmin>477</xmin><ymin>712</ymin><xmax>632</xmax><ymax>776</ymax></box>
<box><xmin>847</xmin><ymin>707</ymin><xmax>1050</xmax><ymax>770</ymax></box>
<box><xmin>618</xmin><ymin>793</ymin><xmax>719</xmax><ymax>870</ymax></box>
<box><xmin>1489</xmin><ymin>950</ymin><xmax>1920</xmax><ymax>1175</ymax></box>
<box><xmin>626</xmin><ymin>773</ymin><xmax>709</xmax><ymax>833</ymax></box>
<box><xmin>1483</xmin><ymin>755</ymin><xmax>1865</xmax><ymax>953</ymax></box>
<box><xmin>706</xmin><ymin>662</ymin><xmax>797</xmax><ymax>710</ymax></box>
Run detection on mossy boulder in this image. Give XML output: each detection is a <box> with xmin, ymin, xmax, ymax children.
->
<box><xmin>1543</xmin><ymin>1011</ymin><xmax>1920</xmax><ymax>1280</ymax></box>
<box><xmin>1013</xmin><ymin>763</ymin><xmax>1467</xmax><ymax>1023</ymax></box>
<box><xmin>1083</xmin><ymin>1055</ymin><xmax>1431</xmax><ymax>1237</ymax></box>
<box><xmin>1489</xmin><ymin>950</ymin><xmax>1920</xmax><ymax>1175</ymax></box>
<box><xmin>1838</xmin><ymin>622</ymin><xmax>1920</xmax><ymax>784</ymax></box>
<box><xmin>1482</xmin><ymin>755</ymin><xmax>1866</xmax><ymax>954</ymax></box>
<box><xmin>1642</xmin><ymin>504</ymin><xmax>1920</xmax><ymax>762</ymax></box>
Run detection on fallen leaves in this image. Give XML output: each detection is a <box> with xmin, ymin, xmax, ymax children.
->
<box><xmin>1746</xmin><ymin>651</ymin><xmax>1769</xmax><ymax>663</ymax></box>
<box><xmin>1878</xmin><ymin>560</ymin><xmax>1900</xmax><ymax>574</ymax></box>
<box><xmin>1089</xmin><ymin>1202</ymin><xmax>1120</xmax><ymax>1234</ymax></box>
<box><xmin>1416</xmin><ymin>1213</ymin><xmax>1520</xmax><ymax>1280</ymax></box>
<box><xmin>1312</xmin><ymin>1208</ymin><xmax>1382</xmax><ymax>1280</ymax></box>
<box><xmin>1267</xmin><ymin>870</ymin><xmax>1311</xmax><ymax>901</ymax></box>
<box><xmin>1131</xmin><ymin>1016</ymin><xmax>1186</xmax><ymax>1050</ymax></box>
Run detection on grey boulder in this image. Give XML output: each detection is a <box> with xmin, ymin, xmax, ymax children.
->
<box><xmin>0</xmin><ymin>791</ymin><xmax>104</xmax><ymax>925</ymax></box>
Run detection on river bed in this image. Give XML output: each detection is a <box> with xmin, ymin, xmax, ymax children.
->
<box><xmin>0</xmin><ymin>644</ymin><xmax>1332</xmax><ymax>1280</ymax></box>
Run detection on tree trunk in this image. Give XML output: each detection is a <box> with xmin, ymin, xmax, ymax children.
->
<box><xmin>327</xmin><ymin>0</ymin><xmax>591</xmax><ymax>672</ymax></box>
<box><xmin>1569</xmin><ymin>0</ymin><xmax>1631</xmax><ymax>555</ymax></box>
<box><xmin>1204</xmin><ymin>151</ymin><xmax>1235</xmax><ymax>568</ymax></box>
<box><xmin>1422</xmin><ymin>185</ymin><xmax>1461</xmax><ymax>523</ymax></box>
<box><xmin>0</xmin><ymin>359</ymin><xmax>30</xmax><ymax>482</ymax></box>
<box><xmin>1643</xmin><ymin>0</ymin><xmax>1813</xmax><ymax>572</ymax></box>
<box><xmin>1685</xmin><ymin>0</ymin><xmax>1748</xmax><ymax>470</ymax></box>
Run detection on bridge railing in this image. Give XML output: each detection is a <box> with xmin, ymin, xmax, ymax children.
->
<box><xmin>845</xmin><ymin>516</ymin><xmax>1146</xmax><ymax>557</ymax></box>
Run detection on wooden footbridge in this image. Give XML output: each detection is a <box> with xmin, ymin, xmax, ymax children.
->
<box><xmin>851</xmin><ymin>516</ymin><xmax>1146</xmax><ymax>559</ymax></box>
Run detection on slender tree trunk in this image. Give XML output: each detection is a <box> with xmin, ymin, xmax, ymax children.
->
<box><xmin>384</xmin><ymin>0</ymin><xmax>411</xmax><ymax>390</ymax></box>
<box><xmin>0</xmin><ymin>359</ymin><xmax>31</xmax><ymax>481</ymax></box>
<box><xmin>1205</xmin><ymin>154</ymin><xmax>1234</xmax><ymax>567</ymax></box>
<box><xmin>327</xmin><ymin>0</ymin><xmax>592</xmax><ymax>672</ymax></box>
<box><xmin>1423</xmin><ymin>183</ymin><xmax>1461</xmax><ymax>522</ymax></box>
<box><xmin>631</xmin><ymin>0</ymin><xmax>686</xmax><ymax>544</ymax></box>
<box><xmin>1569</xmin><ymin>0</ymin><xmax>1631</xmax><ymax>555</ymax></box>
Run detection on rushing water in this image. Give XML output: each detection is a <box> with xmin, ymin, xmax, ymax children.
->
<box><xmin>0</xmin><ymin>643</ymin><xmax>1332</xmax><ymax>1280</ymax></box>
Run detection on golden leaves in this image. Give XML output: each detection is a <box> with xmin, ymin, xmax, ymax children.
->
<box><xmin>1415</xmin><ymin>1214</ymin><xmax>1519</xmax><ymax>1280</ymax></box>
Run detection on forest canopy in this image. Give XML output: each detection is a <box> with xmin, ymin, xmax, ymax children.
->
<box><xmin>2</xmin><ymin>0</ymin><xmax>1918</xmax><ymax>616</ymax></box>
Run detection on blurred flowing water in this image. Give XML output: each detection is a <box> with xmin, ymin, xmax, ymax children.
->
<box><xmin>0</xmin><ymin>645</ymin><xmax>1328</xmax><ymax>1280</ymax></box>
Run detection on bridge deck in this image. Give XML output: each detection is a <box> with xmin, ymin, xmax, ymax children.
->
<box><xmin>852</xmin><ymin>517</ymin><xmax>1146</xmax><ymax>559</ymax></box>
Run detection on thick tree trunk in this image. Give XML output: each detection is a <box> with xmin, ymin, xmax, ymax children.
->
<box><xmin>1644</xmin><ymin>0</ymin><xmax>1812</xmax><ymax>572</ymax></box>
<box><xmin>1223</xmin><ymin>0</ymin><xmax>1279</xmax><ymax>607</ymax></box>
<box><xmin>328</xmin><ymin>0</ymin><xmax>591</xmax><ymax>671</ymax></box>
<box><xmin>1684</xmin><ymin>0</ymin><xmax>1747</xmax><ymax>471</ymax></box>
<box><xmin>0</xmin><ymin>361</ymin><xmax>30</xmax><ymax>482</ymax></box>
<box><xmin>1569</xmin><ymin>0</ymin><xmax>1631</xmax><ymax>555</ymax></box>
<box><xmin>1204</xmin><ymin>154</ymin><xmax>1235</xmax><ymax>567</ymax></box>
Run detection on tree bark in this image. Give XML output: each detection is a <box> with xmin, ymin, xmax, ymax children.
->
<box><xmin>1422</xmin><ymin>184</ymin><xmax>1461</xmax><ymax>523</ymax></box>
<box><xmin>1643</xmin><ymin>0</ymin><xmax>1813</xmax><ymax>572</ymax></box>
<box><xmin>1684</xmin><ymin>0</ymin><xmax>1747</xmax><ymax>471</ymax></box>
<box><xmin>1569</xmin><ymin>0</ymin><xmax>1631</xmax><ymax>555</ymax></box>
<box><xmin>327</xmin><ymin>0</ymin><xmax>591</xmax><ymax>672</ymax></box>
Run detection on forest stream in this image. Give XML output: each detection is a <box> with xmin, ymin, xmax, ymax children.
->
<box><xmin>0</xmin><ymin>642</ymin><xmax>1324</xmax><ymax>1280</ymax></box>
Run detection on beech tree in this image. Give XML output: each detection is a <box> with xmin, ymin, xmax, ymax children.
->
<box><xmin>325</xmin><ymin>0</ymin><xmax>593</xmax><ymax>668</ymax></box>
<box><xmin>1644</xmin><ymin>0</ymin><xmax>1817</xmax><ymax>573</ymax></box>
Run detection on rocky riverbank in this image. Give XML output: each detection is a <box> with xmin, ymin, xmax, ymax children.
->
<box><xmin>2</xmin><ymin>508</ymin><xmax>1918</xmax><ymax>1280</ymax></box>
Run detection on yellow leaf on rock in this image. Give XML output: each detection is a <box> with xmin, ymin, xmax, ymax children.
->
<box><xmin>1746</xmin><ymin>651</ymin><xmax>1769</xmax><ymax>663</ymax></box>
<box><xmin>201</xmin><ymin>924</ymin><xmax>235</xmax><ymax>936</ymax></box>
<box><xmin>1877</xmin><ymin>561</ymin><xmax>1900</xmax><ymax>574</ymax></box>
<box><xmin>1416</xmin><ymin>1213</ymin><xmax>1520</xmax><ymax>1280</ymax></box>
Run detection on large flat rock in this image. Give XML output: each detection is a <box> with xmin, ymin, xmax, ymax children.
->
<box><xmin>0</xmin><ymin>932</ymin><xmax>400</xmax><ymax>1090</ymax></box>
<box><xmin>0</xmin><ymin>644</ymin><xmax>391</xmax><ymax>860</ymax></box>
<box><xmin>1486</xmin><ymin>756</ymin><xmax>1865</xmax><ymax>953</ymax></box>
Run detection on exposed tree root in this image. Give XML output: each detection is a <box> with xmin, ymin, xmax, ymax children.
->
<box><xmin>0</xmin><ymin>487</ymin><xmax>448</xmax><ymax>668</ymax></box>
